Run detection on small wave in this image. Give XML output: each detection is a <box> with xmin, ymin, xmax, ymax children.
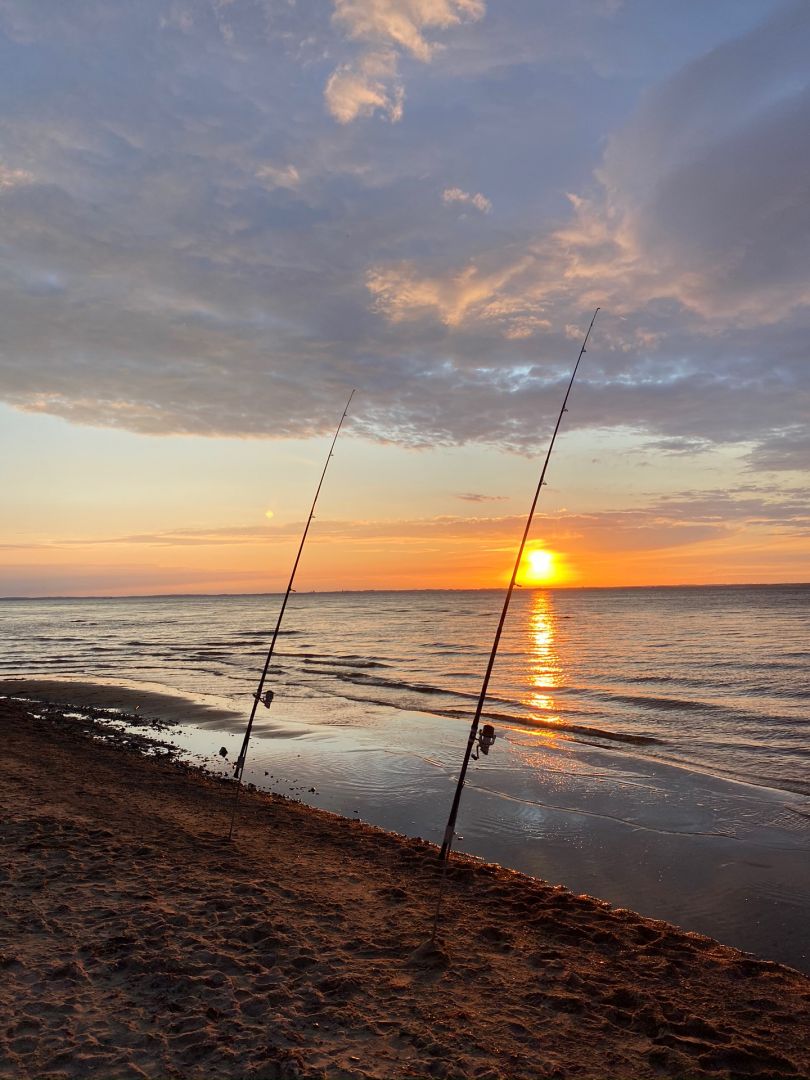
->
<box><xmin>479</xmin><ymin>709</ymin><xmax>664</xmax><ymax>746</ymax></box>
<box><xmin>607</xmin><ymin>693</ymin><xmax>716</xmax><ymax>711</ymax></box>
<box><xmin>426</xmin><ymin>650</ymin><xmax>480</xmax><ymax>658</ymax></box>
<box><xmin>300</xmin><ymin>656</ymin><xmax>390</xmax><ymax>670</ymax></box>
<box><xmin>743</xmin><ymin>683</ymin><xmax>810</xmax><ymax>698</ymax></box>
<box><xmin>334</xmin><ymin>671</ymin><xmax>478</xmax><ymax>701</ymax></box>
<box><xmin>314</xmin><ymin>680</ymin><xmax>662</xmax><ymax>748</ymax></box>
<box><xmin>623</xmin><ymin>674</ymin><xmax>700</xmax><ymax>686</ymax></box>
<box><xmin>426</xmin><ymin>642</ymin><xmax>478</xmax><ymax>651</ymax></box>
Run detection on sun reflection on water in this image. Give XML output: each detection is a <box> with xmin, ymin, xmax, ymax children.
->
<box><xmin>525</xmin><ymin>591</ymin><xmax>564</xmax><ymax>731</ymax></box>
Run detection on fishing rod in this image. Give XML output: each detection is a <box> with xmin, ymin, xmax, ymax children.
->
<box><xmin>227</xmin><ymin>389</ymin><xmax>356</xmax><ymax>840</ymax></box>
<box><xmin>438</xmin><ymin>309</ymin><xmax>599</xmax><ymax>862</ymax></box>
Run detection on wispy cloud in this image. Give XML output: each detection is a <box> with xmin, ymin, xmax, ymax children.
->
<box><xmin>332</xmin><ymin>0</ymin><xmax>485</xmax><ymax>62</ymax></box>
<box><xmin>325</xmin><ymin>49</ymin><xmax>404</xmax><ymax>124</ymax></box>
<box><xmin>0</xmin><ymin>163</ymin><xmax>33</xmax><ymax>189</ymax></box>
<box><xmin>255</xmin><ymin>162</ymin><xmax>300</xmax><ymax>190</ymax></box>
<box><xmin>745</xmin><ymin>427</ymin><xmax>810</xmax><ymax>473</ymax></box>
<box><xmin>442</xmin><ymin>186</ymin><xmax>491</xmax><ymax>213</ymax></box>
<box><xmin>366</xmin><ymin>253</ymin><xmax>535</xmax><ymax>327</ymax></box>
<box><xmin>11</xmin><ymin>483</ymin><xmax>807</xmax><ymax>552</ymax></box>
<box><xmin>325</xmin><ymin>0</ymin><xmax>485</xmax><ymax>122</ymax></box>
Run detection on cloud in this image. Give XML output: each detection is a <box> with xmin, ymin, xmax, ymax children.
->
<box><xmin>745</xmin><ymin>427</ymin><xmax>810</xmax><ymax>473</ymax></box>
<box><xmin>325</xmin><ymin>0</ymin><xmax>484</xmax><ymax>122</ymax></box>
<box><xmin>0</xmin><ymin>164</ymin><xmax>34</xmax><ymax>189</ymax></box>
<box><xmin>442</xmin><ymin>186</ymin><xmax>491</xmax><ymax>213</ymax></box>
<box><xmin>331</xmin><ymin>0</ymin><xmax>485</xmax><ymax>62</ymax></box>
<box><xmin>358</xmin><ymin>4</ymin><xmax>810</xmax><ymax>453</ymax></box>
<box><xmin>559</xmin><ymin>1</ymin><xmax>810</xmax><ymax>324</ymax></box>
<box><xmin>255</xmin><ymin>162</ymin><xmax>300</xmax><ymax>190</ymax></box>
<box><xmin>366</xmin><ymin>252</ymin><xmax>536</xmax><ymax>327</ymax></box>
<box><xmin>325</xmin><ymin>49</ymin><xmax>404</xmax><ymax>124</ymax></box>
<box><xmin>0</xmin><ymin>0</ymin><xmax>807</xmax><ymax>478</ymax></box>
<box><xmin>455</xmin><ymin>492</ymin><xmax>508</xmax><ymax>503</ymax></box>
<box><xmin>13</xmin><ymin>481</ymin><xmax>807</xmax><ymax>552</ymax></box>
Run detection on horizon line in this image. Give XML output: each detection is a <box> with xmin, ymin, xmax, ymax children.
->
<box><xmin>2</xmin><ymin>581</ymin><xmax>808</xmax><ymax>601</ymax></box>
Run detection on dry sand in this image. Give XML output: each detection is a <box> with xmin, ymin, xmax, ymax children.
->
<box><xmin>2</xmin><ymin>696</ymin><xmax>809</xmax><ymax>1080</ymax></box>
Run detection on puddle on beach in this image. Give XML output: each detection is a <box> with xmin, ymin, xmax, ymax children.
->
<box><xmin>5</xmin><ymin>675</ymin><xmax>810</xmax><ymax>975</ymax></box>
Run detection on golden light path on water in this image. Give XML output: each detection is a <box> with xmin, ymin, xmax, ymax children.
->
<box><xmin>526</xmin><ymin>591</ymin><xmax>563</xmax><ymax>729</ymax></box>
<box><xmin>509</xmin><ymin>590</ymin><xmax>590</xmax><ymax>787</ymax></box>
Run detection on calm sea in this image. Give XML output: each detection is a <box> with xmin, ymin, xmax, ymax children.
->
<box><xmin>2</xmin><ymin>585</ymin><xmax>808</xmax><ymax>796</ymax></box>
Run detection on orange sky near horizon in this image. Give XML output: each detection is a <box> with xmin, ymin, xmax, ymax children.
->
<box><xmin>5</xmin><ymin>514</ymin><xmax>806</xmax><ymax>597</ymax></box>
<box><xmin>1</xmin><ymin>406</ymin><xmax>806</xmax><ymax>599</ymax></box>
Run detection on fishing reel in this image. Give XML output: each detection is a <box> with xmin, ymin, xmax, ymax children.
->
<box><xmin>256</xmin><ymin>689</ymin><xmax>274</xmax><ymax>709</ymax></box>
<box><xmin>471</xmin><ymin>723</ymin><xmax>497</xmax><ymax>760</ymax></box>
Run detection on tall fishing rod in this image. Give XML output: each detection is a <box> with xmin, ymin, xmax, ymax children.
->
<box><xmin>227</xmin><ymin>389</ymin><xmax>356</xmax><ymax>840</ymax></box>
<box><xmin>438</xmin><ymin>310</ymin><xmax>599</xmax><ymax>862</ymax></box>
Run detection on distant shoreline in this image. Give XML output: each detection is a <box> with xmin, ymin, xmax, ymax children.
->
<box><xmin>2</xmin><ymin>581</ymin><xmax>808</xmax><ymax>601</ymax></box>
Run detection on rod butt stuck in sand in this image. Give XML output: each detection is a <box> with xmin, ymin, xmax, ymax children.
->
<box><xmin>227</xmin><ymin>389</ymin><xmax>356</xmax><ymax>840</ymax></box>
<box><xmin>438</xmin><ymin>310</ymin><xmax>600</xmax><ymax>863</ymax></box>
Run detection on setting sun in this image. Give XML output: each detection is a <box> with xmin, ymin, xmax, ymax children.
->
<box><xmin>524</xmin><ymin>548</ymin><xmax>557</xmax><ymax>584</ymax></box>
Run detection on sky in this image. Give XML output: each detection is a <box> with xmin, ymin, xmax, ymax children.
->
<box><xmin>0</xmin><ymin>0</ymin><xmax>808</xmax><ymax>595</ymax></box>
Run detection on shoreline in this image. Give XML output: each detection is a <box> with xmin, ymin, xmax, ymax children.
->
<box><xmin>5</xmin><ymin>676</ymin><xmax>810</xmax><ymax>977</ymax></box>
<box><xmin>4</xmin><ymin>674</ymin><xmax>806</xmax><ymax>800</ymax></box>
<box><xmin>2</xmin><ymin>695</ymin><xmax>810</xmax><ymax>1079</ymax></box>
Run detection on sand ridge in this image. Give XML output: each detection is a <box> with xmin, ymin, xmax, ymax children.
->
<box><xmin>2</xmin><ymin>697</ymin><xmax>809</xmax><ymax>1080</ymax></box>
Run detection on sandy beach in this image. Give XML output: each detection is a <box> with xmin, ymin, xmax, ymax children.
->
<box><xmin>2</xmin><ymin>695</ymin><xmax>810</xmax><ymax>1080</ymax></box>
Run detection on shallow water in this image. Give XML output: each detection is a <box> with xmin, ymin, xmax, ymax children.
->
<box><xmin>3</xmin><ymin>586</ymin><xmax>809</xmax><ymax>970</ymax></box>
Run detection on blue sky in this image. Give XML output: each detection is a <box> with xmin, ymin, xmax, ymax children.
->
<box><xmin>1</xmin><ymin>0</ymin><xmax>807</xmax><ymax>593</ymax></box>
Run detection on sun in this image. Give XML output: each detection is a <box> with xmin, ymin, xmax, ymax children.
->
<box><xmin>524</xmin><ymin>548</ymin><xmax>557</xmax><ymax>584</ymax></box>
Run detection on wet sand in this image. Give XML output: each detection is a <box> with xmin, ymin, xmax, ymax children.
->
<box><xmin>2</xmin><ymin>696</ymin><xmax>810</xmax><ymax>1080</ymax></box>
